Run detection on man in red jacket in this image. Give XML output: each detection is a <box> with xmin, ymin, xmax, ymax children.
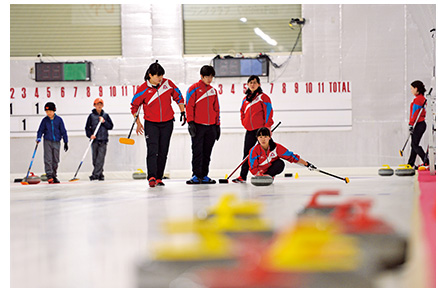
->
<box><xmin>186</xmin><ymin>65</ymin><xmax>221</xmax><ymax>184</ymax></box>
<box><xmin>248</xmin><ymin>127</ymin><xmax>314</xmax><ymax>178</ymax></box>
<box><xmin>131</xmin><ymin>61</ymin><xmax>186</xmax><ymax>187</ymax></box>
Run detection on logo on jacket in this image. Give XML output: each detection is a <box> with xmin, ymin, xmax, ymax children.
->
<box><xmin>163</xmin><ymin>85</ymin><xmax>168</xmax><ymax>89</ymax></box>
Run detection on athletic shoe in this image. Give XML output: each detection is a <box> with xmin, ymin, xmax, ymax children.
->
<box><xmin>202</xmin><ymin>176</ymin><xmax>216</xmax><ymax>184</ymax></box>
<box><xmin>232</xmin><ymin>176</ymin><xmax>246</xmax><ymax>183</ymax></box>
<box><xmin>89</xmin><ymin>175</ymin><xmax>97</xmax><ymax>181</ymax></box>
<box><xmin>53</xmin><ymin>177</ymin><xmax>60</xmax><ymax>183</ymax></box>
<box><xmin>156</xmin><ymin>179</ymin><xmax>165</xmax><ymax>186</ymax></box>
<box><xmin>99</xmin><ymin>175</ymin><xmax>105</xmax><ymax>181</ymax></box>
<box><xmin>47</xmin><ymin>178</ymin><xmax>54</xmax><ymax>184</ymax></box>
<box><xmin>186</xmin><ymin>176</ymin><xmax>201</xmax><ymax>184</ymax></box>
<box><xmin>148</xmin><ymin>177</ymin><xmax>156</xmax><ymax>188</ymax></box>
<box><xmin>415</xmin><ymin>163</ymin><xmax>430</xmax><ymax>170</ymax></box>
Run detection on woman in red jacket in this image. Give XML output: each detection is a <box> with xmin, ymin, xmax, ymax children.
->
<box><xmin>233</xmin><ymin>75</ymin><xmax>274</xmax><ymax>183</ymax></box>
<box><xmin>185</xmin><ymin>65</ymin><xmax>220</xmax><ymax>184</ymax></box>
<box><xmin>407</xmin><ymin>80</ymin><xmax>429</xmax><ymax>168</ymax></box>
<box><xmin>248</xmin><ymin>127</ymin><xmax>314</xmax><ymax>177</ymax></box>
<box><xmin>131</xmin><ymin>61</ymin><xmax>186</xmax><ymax>187</ymax></box>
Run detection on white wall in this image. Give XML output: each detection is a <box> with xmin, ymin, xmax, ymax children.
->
<box><xmin>10</xmin><ymin>4</ymin><xmax>436</xmax><ymax>176</ymax></box>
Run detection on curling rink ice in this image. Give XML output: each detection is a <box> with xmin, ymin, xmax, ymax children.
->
<box><xmin>10</xmin><ymin>169</ymin><xmax>433</xmax><ymax>288</ymax></box>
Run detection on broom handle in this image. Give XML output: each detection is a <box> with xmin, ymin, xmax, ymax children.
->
<box><xmin>127</xmin><ymin>107</ymin><xmax>141</xmax><ymax>138</ymax></box>
<box><xmin>23</xmin><ymin>142</ymin><xmax>39</xmax><ymax>182</ymax></box>
<box><xmin>72</xmin><ymin>120</ymin><xmax>103</xmax><ymax>179</ymax></box>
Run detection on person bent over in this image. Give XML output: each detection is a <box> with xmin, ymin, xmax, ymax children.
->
<box><xmin>248</xmin><ymin>127</ymin><xmax>314</xmax><ymax>177</ymax></box>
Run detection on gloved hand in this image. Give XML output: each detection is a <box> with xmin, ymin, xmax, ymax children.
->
<box><xmin>215</xmin><ymin>125</ymin><xmax>221</xmax><ymax>141</ymax></box>
<box><xmin>180</xmin><ymin>111</ymin><xmax>187</xmax><ymax>126</ymax></box>
<box><xmin>306</xmin><ymin>161</ymin><xmax>317</xmax><ymax>171</ymax></box>
<box><xmin>64</xmin><ymin>142</ymin><xmax>69</xmax><ymax>152</ymax></box>
<box><xmin>188</xmin><ymin>121</ymin><xmax>196</xmax><ymax>138</ymax></box>
<box><xmin>409</xmin><ymin>125</ymin><xmax>414</xmax><ymax>135</ymax></box>
<box><xmin>36</xmin><ymin>138</ymin><xmax>41</xmax><ymax>143</ymax></box>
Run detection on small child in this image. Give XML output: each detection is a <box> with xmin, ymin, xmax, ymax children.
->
<box><xmin>36</xmin><ymin>102</ymin><xmax>68</xmax><ymax>184</ymax></box>
<box><xmin>85</xmin><ymin>98</ymin><xmax>114</xmax><ymax>181</ymax></box>
<box><xmin>248</xmin><ymin>127</ymin><xmax>315</xmax><ymax>177</ymax></box>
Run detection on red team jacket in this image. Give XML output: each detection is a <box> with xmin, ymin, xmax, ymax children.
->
<box><xmin>131</xmin><ymin>78</ymin><xmax>184</xmax><ymax>122</ymax></box>
<box><xmin>409</xmin><ymin>94</ymin><xmax>426</xmax><ymax>126</ymax></box>
<box><xmin>186</xmin><ymin>80</ymin><xmax>220</xmax><ymax>125</ymax></box>
<box><xmin>240</xmin><ymin>92</ymin><xmax>274</xmax><ymax>131</ymax></box>
<box><xmin>248</xmin><ymin>141</ymin><xmax>300</xmax><ymax>175</ymax></box>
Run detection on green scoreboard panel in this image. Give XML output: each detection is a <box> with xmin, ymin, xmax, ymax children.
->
<box><xmin>35</xmin><ymin>62</ymin><xmax>91</xmax><ymax>82</ymax></box>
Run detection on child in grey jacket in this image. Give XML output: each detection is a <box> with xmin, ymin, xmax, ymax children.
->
<box><xmin>85</xmin><ymin>98</ymin><xmax>114</xmax><ymax>181</ymax></box>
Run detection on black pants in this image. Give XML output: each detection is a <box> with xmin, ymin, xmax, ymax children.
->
<box><xmin>144</xmin><ymin>119</ymin><xmax>174</xmax><ymax>180</ymax></box>
<box><xmin>408</xmin><ymin>121</ymin><xmax>428</xmax><ymax>166</ymax></box>
<box><xmin>265</xmin><ymin>159</ymin><xmax>285</xmax><ymax>177</ymax></box>
<box><xmin>191</xmin><ymin>124</ymin><xmax>217</xmax><ymax>178</ymax></box>
<box><xmin>91</xmin><ymin>141</ymin><xmax>107</xmax><ymax>179</ymax></box>
<box><xmin>239</xmin><ymin>129</ymin><xmax>258</xmax><ymax>180</ymax></box>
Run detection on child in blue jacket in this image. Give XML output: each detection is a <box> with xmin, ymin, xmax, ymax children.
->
<box><xmin>36</xmin><ymin>102</ymin><xmax>68</xmax><ymax>183</ymax></box>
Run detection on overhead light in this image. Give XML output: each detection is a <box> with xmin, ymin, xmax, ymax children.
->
<box><xmin>254</xmin><ymin>27</ymin><xmax>277</xmax><ymax>46</ymax></box>
<box><xmin>240</xmin><ymin>17</ymin><xmax>247</xmax><ymax>23</ymax></box>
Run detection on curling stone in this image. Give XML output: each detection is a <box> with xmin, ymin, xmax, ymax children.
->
<box><xmin>395</xmin><ymin>164</ymin><xmax>415</xmax><ymax>176</ymax></box>
<box><xmin>132</xmin><ymin>168</ymin><xmax>147</xmax><ymax>179</ymax></box>
<box><xmin>250</xmin><ymin>175</ymin><xmax>273</xmax><ymax>186</ymax></box>
<box><xmin>26</xmin><ymin>172</ymin><xmax>41</xmax><ymax>184</ymax></box>
<box><xmin>378</xmin><ymin>165</ymin><xmax>394</xmax><ymax>176</ymax></box>
<box><xmin>40</xmin><ymin>174</ymin><xmax>48</xmax><ymax>181</ymax></box>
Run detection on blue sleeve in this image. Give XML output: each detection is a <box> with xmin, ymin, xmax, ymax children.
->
<box><xmin>60</xmin><ymin>118</ymin><xmax>68</xmax><ymax>143</ymax></box>
<box><xmin>37</xmin><ymin>118</ymin><xmax>46</xmax><ymax>139</ymax></box>
<box><xmin>186</xmin><ymin>86</ymin><xmax>199</xmax><ymax>105</ymax></box>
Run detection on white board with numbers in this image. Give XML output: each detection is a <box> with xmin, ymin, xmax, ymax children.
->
<box><xmin>10</xmin><ymin>81</ymin><xmax>352</xmax><ymax>137</ymax></box>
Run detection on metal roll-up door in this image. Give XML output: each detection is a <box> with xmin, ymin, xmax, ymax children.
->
<box><xmin>183</xmin><ymin>4</ymin><xmax>302</xmax><ymax>55</ymax></box>
<box><xmin>10</xmin><ymin>4</ymin><xmax>121</xmax><ymax>57</ymax></box>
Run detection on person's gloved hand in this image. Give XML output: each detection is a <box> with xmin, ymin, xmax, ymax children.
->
<box><xmin>306</xmin><ymin>161</ymin><xmax>317</xmax><ymax>171</ymax></box>
<box><xmin>215</xmin><ymin>125</ymin><xmax>221</xmax><ymax>141</ymax></box>
<box><xmin>180</xmin><ymin>111</ymin><xmax>187</xmax><ymax>126</ymax></box>
<box><xmin>188</xmin><ymin>121</ymin><xmax>196</xmax><ymax>137</ymax></box>
<box><xmin>64</xmin><ymin>142</ymin><xmax>69</xmax><ymax>152</ymax></box>
<box><xmin>36</xmin><ymin>138</ymin><xmax>41</xmax><ymax>143</ymax></box>
<box><xmin>409</xmin><ymin>125</ymin><xmax>414</xmax><ymax>135</ymax></box>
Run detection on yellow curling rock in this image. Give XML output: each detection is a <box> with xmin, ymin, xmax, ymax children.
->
<box><xmin>165</xmin><ymin>194</ymin><xmax>271</xmax><ymax>235</ymax></box>
<box><xmin>152</xmin><ymin>229</ymin><xmax>234</xmax><ymax>261</ymax></box>
<box><xmin>395</xmin><ymin>164</ymin><xmax>415</xmax><ymax>176</ymax></box>
<box><xmin>206</xmin><ymin>193</ymin><xmax>263</xmax><ymax>218</ymax></box>
<box><xmin>262</xmin><ymin>216</ymin><xmax>360</xmax><ymax>272</ymax></box>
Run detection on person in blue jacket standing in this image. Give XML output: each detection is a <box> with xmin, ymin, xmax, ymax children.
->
<box><xmin>36</xmin><ymin>102</ymin><xmax>68</xmax><ymax>184</ymax></box>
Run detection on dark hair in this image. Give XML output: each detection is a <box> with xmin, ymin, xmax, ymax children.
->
<box><xmin>144</xmin><ymin>61</ymin><xmax>165</xmax><ymax>81</ymax></box>
<box><xmin>245</xmin><ymin>75</ymin><xmax>263</xmax><ymax>97</ymax></box>
<box><xmin>256</xmin><ymin>127</ymin><xmax>271</xmax><ymax>138</ymax></box>
<box><xmin>411</xmin><ymin>80</ymin><xmax>426</xmax><ymax>95</ymax></box>
<box><xmin>200</xmin><ymin>65</ymin><xmax>215</xmax><ymax>77</ymax></box>
<box><xmin>247</xmin><ymin>75</ymin><xmax>260</xmax><ymax>84</ymax></box>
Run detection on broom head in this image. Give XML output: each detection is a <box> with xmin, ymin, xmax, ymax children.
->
<box><xmin>119</xmin><ymin>137</ymin><xmax>135</xmax><ymax>145</ymax></box>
